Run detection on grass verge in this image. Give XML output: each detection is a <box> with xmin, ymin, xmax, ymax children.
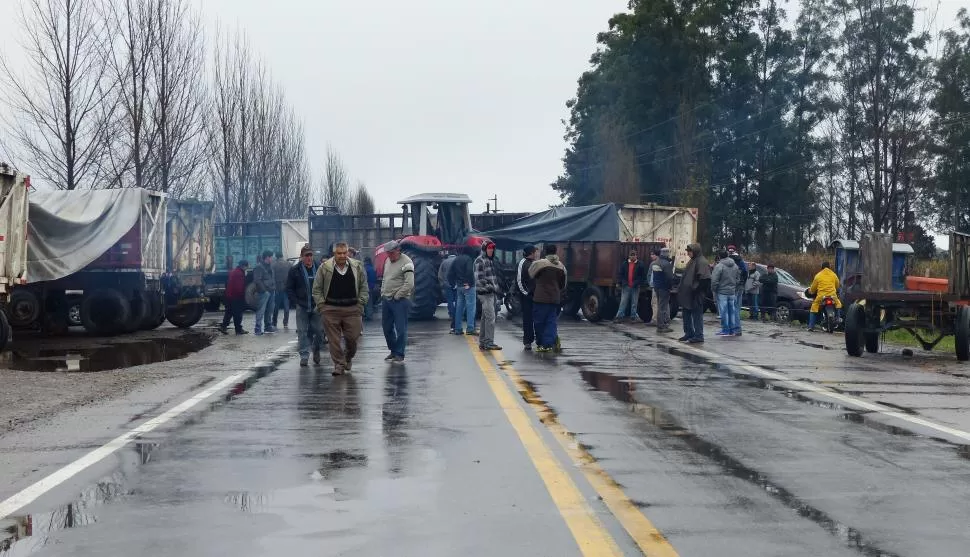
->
<box><xmin>882</xmin><ymin>328</ymin><xmax>955</xmax><ymax>352</ymax></box>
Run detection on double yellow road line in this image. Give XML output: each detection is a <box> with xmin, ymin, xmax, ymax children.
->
<box><xmin>465</xmin><ymin>337</ymin><xmax>679</xmax><ymax>557</ymax></box>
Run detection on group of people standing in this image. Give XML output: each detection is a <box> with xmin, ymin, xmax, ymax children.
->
<box><xmin>218</xmin><ymin>241</ymin><xmax>414</xmax><ymax>375</ymax></box>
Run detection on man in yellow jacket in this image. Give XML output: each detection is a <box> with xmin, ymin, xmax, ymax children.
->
<box><xmin>807</xmin><ymin>261</ymin><xmax>841</xmax><ymax>331</ymax></box>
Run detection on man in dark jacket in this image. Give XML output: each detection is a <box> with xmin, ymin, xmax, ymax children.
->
<box><xmin>529</xmin><ymin>244</ymin><xmax>567</xmax><ymax>353</ymax></box>
<box><xmin>475</xmin><ymin>241</ymin><xmax>502</xmax><ymax>351</ymax></box>
<box><xmin>677</xmin><ymin>243</ymin><xmax>711</xmax><ymax>344</ymax></box>
<box><xmin>760</xmin><ymin>264</ymin><xmax>779</xmax><ymax>321</ymax></box>
<box><xmin>252</xmin><ymin>250</ymin><xmax>277</xmax><ymax>335</ymax></box>
<box><xmin>272</xmin><ymin>252</ymin><xmax>291</xmax><ymax>330</ymax></box>
<box><xmin>516</xmin><ymin>244</ymin><xmax>538</xmax><ymax>350</ymax></box>
<box><xmin>219</xmin><ymin>260</ymin><xmax>249</xmax><ymax>335</ymax></box>
<box><xmin>448</xmin><ymin>246</ymin><xmax>478</xmax><ymax>335</ymax></box>
<box><xmin>612</xmin><ymin>249</ymin><xmax>647</xmax><ymax>323</ymax></box>
<box><xmin>287</xmin><ymin>245</ymin><xmax>325</xmax><ymax>366</ymax></box>
<box><xmin>651</xmin><ymin>248</ymin><xmax>675</xmax><ymax>333</ymax></box>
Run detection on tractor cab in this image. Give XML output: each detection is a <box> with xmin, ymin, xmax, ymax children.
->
<box><xmin>398</xmin><ymin>193</ymin><xmax>475</xmax><ymax>247</ymax></box>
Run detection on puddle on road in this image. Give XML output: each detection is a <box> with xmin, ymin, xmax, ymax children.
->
<box><xmin>1</xmin><ymin>332</ymin><xmax>213</xmax><ymax>372</ymax></box>
<box><xmin>572</xmin><ymin>364</ymin><xmax>902</xmax><ymax>557</ymax></box>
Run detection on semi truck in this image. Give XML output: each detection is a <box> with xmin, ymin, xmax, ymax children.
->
<box><xmin>204</xmin><ymin>219</ymin><xmax>308</xmax><ymax>310</ymax></box>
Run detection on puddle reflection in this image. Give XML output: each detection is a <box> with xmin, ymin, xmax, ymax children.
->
<box><xmin>1</xmin><ymin>333</ymin><xmax>213</xmax><ymax>372</ymax></box>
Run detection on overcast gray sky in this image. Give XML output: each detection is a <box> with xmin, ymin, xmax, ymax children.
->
<box><xmin>0</xmin><ymin>0</ymin><xmax>964</xmax><ymax>217</ymax></box>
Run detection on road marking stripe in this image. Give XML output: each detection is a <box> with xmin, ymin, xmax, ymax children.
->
<box><xmin>668</xmin><ymin>340</ymin><xmax>970</xmax><ymax>443</ymax></box>
<box><xmin>492</xmin><ymin>349</ymin><xmax>680</xmax><ymax>557</ymax></box>
<box><xmin>465</xmin><ymin>338</ymin><xmax>623</xmax><ymax>557</ymax></box>
<box><xmin>0</xmin><ymin>343</ymin><xmax>296</xmax><ymax>520</ymax></box>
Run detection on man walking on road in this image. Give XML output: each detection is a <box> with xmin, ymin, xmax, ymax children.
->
<box><xmin>517</xmin><ymin>244</ymin><xmax>538</xmax><ymax>350</ymax></box>
<box><xmin>475</xmin><ymin>241</ymin><xmax>502</xmax><ymax>351</ymax></box>
<box><xmin>313</xmin><ymin>242</ymin><xmax>368</xmax><ymax>375</ymax></box>
<box><xmin>761</xmin><ymin>264</ymin><xmax>779</xmax><ymax>321</ymax></box>
<box><xmin>219</xmin><ymin>260</ymin><xmax>249</xmax><ymax>335</ymax></box>
<box><xmin>253</xmin><ymin>251</ymin><xmax>277</xmax><ymax>335</ymax></box>
<box><xmin>288</xmin><ymin>245</ymin><xmax>325</xmax><ymax>366</ymax></box>
<box><xmin>677</xmin><ymin>243</ymin><xmax>711</xmax><ymax>344</ymax></box>
<box><xmin>530</xmin><ymin>244</ymin><xmax>567</xmax><ymax>353</ymax></box>
<box><xmin>439</xmin><ymin>252</ymin><xmax>457</xmax><ymax>324</ymax></box>
<box><xmin>711</xmin><ymin>250</ymin><xmax>741</xmax><ymax>337</ymax></box>
<box><xmin>612</xmin><ymin>249</ymin><xmax>646</xmax><ymax>323</ymax></box>
<box><xmin>380</xmin><ymin>241</ymin><xmax>415</xmax><ymax>363</ymax></box>
<box><xmin>449</xmin><ymin>245</ymin><xmax>477</xmax><ymax>335</ymax></box>
<box><xmin>272</xmin><ymin>252</ymin><xmax>291</xmax><ymax>330</ymax></box>
<box><xmin>651</xmin><ymin>248</ymin><xmax>675</xmax><ymax>333</ymax></box>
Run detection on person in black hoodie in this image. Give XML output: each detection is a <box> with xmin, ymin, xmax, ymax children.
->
<box><xmin>516</xmin><ymin>244</ymin><xmax>538</xmax><ymax>350</ymax></box>
<box><xmin>448</xmin><ymin>245</ymin><xmax>479</xmax><ymax>335</ymax></box>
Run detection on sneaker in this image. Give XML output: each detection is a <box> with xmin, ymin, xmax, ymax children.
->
<box><xmin>734</xmin><ymin>332</ymin><xmax>742</xmax><ymax>337</ymax></box>
<box><xmin>264</xmin><ymin>328</ymin><xmax>277</xmax><ymax>334</ymax></box>
<box><xmin>536</xmin><ymin>346</ymin><xmax>552</xmax><ymax>353</ymax></box>
<box><xmin>392</xmin><ymin>355</ymin><xmax>405</xmax><ymax>364</ymax></box>
<box><xmin>384</xmin><ymin>353</ymin><xmax>395</xmax><ymax>361</ymax></box>
<box><xmin>345</xmin><ymin>360</ymin><xmax>353</xmax><ymax>372</ymax></box>
<box><xmin>483</xmin><ymin>344</ymin><xmax>502</xmax><ymax>351</ymax></box>
<box><xmin>332</xmin><ymin>367</ymin><xmax>345</xmax><ymax>376</ymax></box>
<box><xmin>678</xmin><ymin>335</ymin><xmax>690</xmax><ymax>342</ymax></box>
<box><xmin>524</xmin><ymin>344</ymin><xmax>532</xmax><ymax>351</ymax></box>
<box><xmin>300</xmin><ymin>358</ymin><xmax>308</xmax><ymax>367</ymax></box>
<box><xmin>236</xmin><ymin>329</ymin><xmax>248</xmax><ymax>335</ymax></box>
<box><xmin>313</xmin><ymin>349</ymin><xmax>321</xmax><ymax>365</ymax></box>
<box><xmin>218</xmin><ymin>326</ymin><xmax>228</xmax><ymax>335</ymax></box>
<box><xmin>716</xmin><ymin>331</ymin><xmax>732</xmax><ymax>337</ymax></box>
<box><xmin>688</xmin><ymin>337</ymin><xmax>704</xmax><ymax>344</ymax></box>
<box><xmin>254</xmin><ymin>331</ymin><xmax>263</xmax><ymax>336</ymax></box>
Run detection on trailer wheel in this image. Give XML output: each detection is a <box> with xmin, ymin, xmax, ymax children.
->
<box><xmin>142</xmin><ymin>292</ymin><xmax>166</xmax><ymax>330</ymax></box>
<box><xmin>844</xmin><ymin>303</ymin><xmax>866</xmax><ymax>357</ymax></box>
<box><xmin>955</xmin><ymin>306</ymin><xmax>970</xmax><ymax>362</ymax></box>
<box><xmin>245</xmin><ymin>283</ymin><xmax>260</xmax><ymax>311</ymax></box>
<box><xmin>121</xmin><ymin>292</ymin><xmax>149</xmax><ymax>334</ymax></box>
<box><xmin>81</xmin><ymin>288</ymin><xmax>131</xmax><ymax>335</ymax></box>
<box><xmin>167</xmin><ymin>302</ymin><xmax>205</xmax><ymax>328</ymax></box>
<box><xmin>864</xmin><ymin>332</ymin><xmax>880</xmax><ymax>354</ymax></box>
<box><xmin>0</xmin><ymin>310</ymin><xmax>10</xmax><ymax>353</ymax></box>
<box><xmin>7</xmin><ymin>289</ymin><xmax>41</xmax><ymax>328</ymax></box>
<box><xmin>581</xmin><ymin>286</ymin><xmax>615</xmax><ymax>322</ymax></box>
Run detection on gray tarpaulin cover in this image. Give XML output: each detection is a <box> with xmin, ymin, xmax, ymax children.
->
<box><xmin>27</xmin><ymin>189</ymin><xmax>145</xmax><ymax>283</ymax></box>
<box><xmin>480</xmin><ymin>203</ymin><xmax>621</xmax><ymax>249</ymax></box>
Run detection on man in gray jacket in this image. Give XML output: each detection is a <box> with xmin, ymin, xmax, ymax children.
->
<box><xmin>380</xmin><ymin>241</ymin><xmax>415</xmax><ymax>364</ymax></box>
<box><xmin>711</xmin><ymin>250</ymin><xmax>741</xmax><ymax>337</ymax></box>
<box><xmin>252</xmin><ymin>250</ymin><xmax>277</xmax><ymax>335</ymax></box>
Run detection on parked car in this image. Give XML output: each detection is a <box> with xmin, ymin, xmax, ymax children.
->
<box><xmin>742</xmin><ymin>263</ymin><xmax>812</xmax><ymax>323</ymax></box>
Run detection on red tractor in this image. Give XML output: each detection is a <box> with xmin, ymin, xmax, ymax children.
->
<box><xmin>374</xmin><ymin>193</ymin><xmax>490</xmax><ymax>320</ymax></box>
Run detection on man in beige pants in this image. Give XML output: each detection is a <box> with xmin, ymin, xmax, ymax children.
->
<box><xmin>313</xmin><ymin>242</ymin><xmax>369</xmax><ymax>376</ymax></box>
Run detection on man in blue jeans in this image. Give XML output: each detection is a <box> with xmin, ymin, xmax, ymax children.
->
<box><xmin>612</xmin><ymin>248</ymin><xmax>647</xmax><ymax>323</ymax></box>
<box><xmin>727</xmin><ymin>245</ymin><xmax>747</xmax><ymax>336</ymax></box>
<box><xmin>380</xmin><ymin>241</ymin><xmax>415</xmax><ymax>364</ymax></box>
<box><xmin>439</xmin><ymin>252</ymin><xmax>457</xmax><ymax>324</ymax></box>
<box><xmin>711</xmin><ymin>250</ymin><xmax>740</xmax><ymax>337</ymax></box>
<box><xmin>252</xmin><ymin>250</ymin><xmax>277</xmax><ymax>335</ymax></box>
<box><xmin>448</xmin><ymin>246</ymin><xmax>478</xmax><ymax>335</ymax></box>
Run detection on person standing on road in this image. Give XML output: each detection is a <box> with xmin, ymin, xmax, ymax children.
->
<box><xmin>272</xmin><ymin>252</ymin><xmax>291</xmax><ymax>330</ymax></box>
<box><xmin>253</xmin><ymin>251</ymin><xmax>277</xmax><ymax>335</ymax></box>
<box><xmin>677</xmin><ymin>243</ymin><xmax>711</xmax><ymax>344</ymax></box>
<box><xmin>761</xmin><ymin>264</ymin><xmax>779</xmax><ymax>321</ymax></box>
<box><xmin>711</xmin><ymin>250</ymin><xmax>741</xmax><ymax>337</ymax></box>
<box><xmin>516</xmin><ymin>244</ymin><xmax>538</xmax><ymax>350</ymax></box>
<box><xmin>380</xmin><ymin>241</ymin><xmax>415</xmax><ymax>363</ymax></box>
<box><xmin>439</xmin><ymin>252</ymin><xmax>457</xmax><ymax>325</ymax></box>
<box><xmin>363</xmin><ymin>257</ymin><xmax>378</xmax><ymax>321</ymax></box>
<box><xmin>288</xmin><ymin>245</ymin><xmax>325</xmax><ymax>366</ymax></box>
<box><xmin>475</xmin><ymin>241</ymin><xmax>503</xmax><ymax>351</ymax></box>
<box><xmin>529</xmin><ymin>244</ymin><xmax>567</xmax><ymax>353</ymax></box>
<box><xmin>612</xmin><ymin>249</ymin><xmax>647</xmax><ymax>323</ymax></box>
<box><xmin>651</xmin><ymin>248</ymin><xmax>675</xmax><ymax>333</ymax></box>
<box><xmin>727</xmin><ymin>245</ymin><xmax>747</xmax><ymax>336</ymax></box>
<box><xmin>219</xmin><ymin>260</ymin><xmax>249</xmax><ymax>335</ymax></box>
<box><xmin>745</xmin><ymin>265</ymin><xmax>762</xmax><ymax>320</ymax></box>
<box><xmin>448</xmin><ymin>245</ymin><xmax>478</xmax><ymax>335</ymax></box>
<box><xmin>313</xmin><ymin>242</ymin><xmax>368</xmax><ymax>375</ymax></box>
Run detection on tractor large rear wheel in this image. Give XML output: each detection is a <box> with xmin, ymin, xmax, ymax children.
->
<box><xmin>404</xmin><ymin>248</ymin><xmax>440</xmax><ymax>320</ymax></box>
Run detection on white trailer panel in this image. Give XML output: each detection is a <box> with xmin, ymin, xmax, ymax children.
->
<box><xmin>617</xmin><ymin>204</ymin><xmax>698</xmax><ymax>268</ymax></box>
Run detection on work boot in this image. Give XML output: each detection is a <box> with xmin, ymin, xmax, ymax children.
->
<box><xmin>332</xmin><ymin>366</ymin><xmax>345</xmax><ymax>376</ymax></box>
<box><xmin>236</xmin><ymin>329</ymin><xmax>248</xmax><ymax>335</ymax></box>
<box><xmin>482</xmin><ymin>343</ymin><xmax>502</xmax><ymax>351</ymax></box>
<box><xmin>392</xmin><ymin>355</ymin><xmax>405</xmax><ymax>364</ymax></box>
<box><xmin>300</xmin><ymin>358</ymin><xmax>308</xmax><ymax>367</ymax></box>
<box><xmin>678</xmin><ymin>335</ymin><xmax>690</xmax><ymax>342</ymax></box>
<box><xmin>345</xmin><ymin>359</ymin><xmax>353</xmax><ymax>372</ymax></box>
<box><xmin>218</xmin><ymin>326</ymin><xmax>228</xmax><ymax>334</ymax></box>
<box><xmin>313</xmin><ymin>348</ymin><xmax>321</xmax><ymax>365</ymax></box>
<box><xmin>384</xmin><ymin>352</ymin><xmax>395</xmax><ymax>361</ymax></box>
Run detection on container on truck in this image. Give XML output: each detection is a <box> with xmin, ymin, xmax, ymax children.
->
<box><xmin>162</xmin><ymin>200</ymin><xmax>215</xmax><ymax>328</ymax></box>
<box><xmin>0</xmin><ymin>163</ymin><xmax>30</xmax><ymax>350</ymax></box>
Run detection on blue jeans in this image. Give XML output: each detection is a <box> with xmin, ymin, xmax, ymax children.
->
<box><xmin>444</xmin><ymin>286</ymin><xmax>456</xmax><ymax>321</ymax></box>
<box><xmin>454</xmin><ymin>286</ymin><xmax>477</xmax><ymax>333</ymax></box>
<box><xmin>733</xmin><ymin>292</ymin><xmax>743</xmax><ymax>333</ymax></box>
<box><xmin>365</xmin><ymin>287</ymin><xmax>379</xmax><ymax>320</ymax></box>
<box><xmin>533</xmin><ymin>302</ymin><xmax>560</xmax><ymax>348</ymax></box>
<box><xmin>614</xmin><ymin>285</ymin><xmax>640</xmax><ymax>319</ymax></box>
<box><xmin>748</xmin><ymin>293</ymin><xmax>760</xmax><ymax>319</ymax></box>
<box><xmin>295</xmin><ymin>308</ymin><xmax>324</xmax><ymax>358</ymax></box>
<box><xmin>717</xmin><ymin>293</ymin><xmax>738</xmax><ymax>334</ymax></box>
<box><xmin>383</xmin><ymin>298</ymin><xmax>411</xmax><ymax>357</ymax></box>
<box><xmin>273</xmin><ymin>290</ymin><xmax>289</xmax><ymax>327</ymax></box>
<box><xmin>254</xmin><ymin>291</ymin><xmax>272</xmax><ymax>334</ymax></box>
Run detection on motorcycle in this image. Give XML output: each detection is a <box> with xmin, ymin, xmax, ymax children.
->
<box><xmin>821</xmin><ymin>296</ymin><xmax>838</xmax><ymax>333</ymax></box>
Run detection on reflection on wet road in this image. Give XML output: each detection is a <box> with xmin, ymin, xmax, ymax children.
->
<box><xmin>7</xmin><ymin>314</ymin><xmax>970</xmax><ymax>555</ymax></box>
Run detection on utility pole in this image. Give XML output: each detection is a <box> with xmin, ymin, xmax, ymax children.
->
<box><xmin>486</xmin><ymin>195</ymin><xmax>500</xmax><ymax>214</ymax></box>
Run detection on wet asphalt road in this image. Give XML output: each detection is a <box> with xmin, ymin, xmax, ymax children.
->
<box><xmin>5</xmin><ymin>311</ymin><xmax>970</xmax><ymax>555</ymax></box>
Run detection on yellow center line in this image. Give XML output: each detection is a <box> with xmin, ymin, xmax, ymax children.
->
<box><xmin>465</xmin><ymin>336</ymin><xmax>623</xmax><ymax>557</ymax></box>
<box><xmin>491</xmin><ymin>349</ymin><xmax>680</xmax><ymax>557</ymax></box>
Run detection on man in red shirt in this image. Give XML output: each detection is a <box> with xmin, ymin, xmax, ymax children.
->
<box><xmin>612</xmin><ymin>249</ymin><xmax>647</xmax><ymax>323</ymax></box>
<box><xmin>219</xmin><ymin>260</ymin><xmax>250</xmax><ymax>335</ymax></box>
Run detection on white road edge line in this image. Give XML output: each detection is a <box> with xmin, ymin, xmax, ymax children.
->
<box><xmin>0</xmin><ymin>343</ymin><xmax>296</xmax><ymax>520</ymax></box>
<box><xmin>668</xmin><ymin>341</ymin><xmax>970</xmax><ymax>443</ymax></box>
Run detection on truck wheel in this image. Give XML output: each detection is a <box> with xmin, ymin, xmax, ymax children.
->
<box><xmin>404</xmin><ymin>248</ymin><xmax>439</xmax><ymax>321</ymax></box>
<box><xmin>245</xmin><ymin>283</ymin><xmax>260</xmax><ymax>311</ymax></box>
<box><xmin>0</xmin><ymin>310</ymin><xmax>10</xmax><ymax>352</ymax></box>
<box><xmin>956</xmin><ymin>306</ymin><xmax>970</xmax><ymax>362</ymax></box>
<box><xmin>8</xmin><ymin>289</ymin><xmax>41</xmax><ymax>328</ymax></box>
<box><xmin>142</xmin><ymin>292</ymin><xmax>166</xmax><ymax>330</ymax></box>
<box><xmin>636</xmin><ymin>292</ymin><xmax>654</xmax><ymax>323</ymax></box>
<box><xmin>844</xmin><ymin>303</ymin><xmax>866</xmax><ymax>357</ymax></box>
<box><xmin>121</xmin><ymin>292</ymin><xmax>149</xmax><ymax>334</ymax></box>
<box><xmin>581</xmin><ymin>286</ymin><xmax>614</xmax><ymax>322</ymax></box>
<box><xmin>204</xmin><ymin>298</ymin><xmax>222</xmax><ymax>312</ymax></box>
<box><xmin>669</xmin><ymin>294</ymin><xmax>680</xmax><ymax>320</ymax></box>
<box><xmin>81</xmin><ymin>288</ymin><xmax>131</xmax><ymax>335</ymax></box>
<box><xmin>167</xmin><ymin>303</ymin><xmax>205</xmax><ymax>328</ymax></box>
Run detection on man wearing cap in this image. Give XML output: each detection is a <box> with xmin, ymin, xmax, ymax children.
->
<box><xmin>313</xmin><ymin>242</ymin><xmax>368</xmax><ymax>375</ymax></box>
<box><xmin>516</xmin><ymin>244</ymin><xmax>538</xmax><ymax>350</ymax></box>
<box><xmin>287</xmin><ymin>244</ymin><xmax>325</xmax><ymax>367</ymax></box>
<box><xmin>380</xmin><ymin>240</ymin><xmax>415</xmax><ymax>363</ymax></box>
<box><xmin>475</xmin><ymin>240</ymin><xmax>502</xmax><ymax>351</ymax></box>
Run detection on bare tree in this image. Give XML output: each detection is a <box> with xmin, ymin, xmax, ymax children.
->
<box><xmin>347</xmin><ymin>180</ymin><xmax>376</xmax><ymax>215</ymax></box>
<box><xmin>0</xmin><ymin>0</ymin><xmax>116</xmax><ymax>190</ymax></box>
<box><xmin>323</xmin><ymin>145</ymin><xmax>351</xmax><ymax>213</ymax></box>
